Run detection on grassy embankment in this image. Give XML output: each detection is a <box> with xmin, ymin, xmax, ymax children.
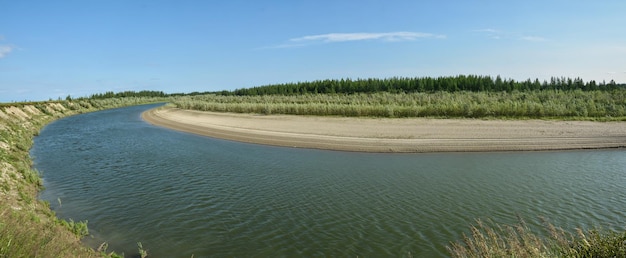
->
<box><xmin>172</xmin><ymin>90</ymin><xmax>626</xmax><ymax>120</ymax></box>
<box><xmin>0</xmin><ymin>97</ymin><xmax>162</xmax><ymax>257</ymax></box>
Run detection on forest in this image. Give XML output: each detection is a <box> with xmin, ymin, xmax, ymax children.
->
<box><xmin>29</xmin><ymin>75</ymin><xmax>625</xmax><ymax>120</ymax></box>
<box><xmin>170</xmin><ymin>75</ymin><xmax>626</xmax><ymax>120</ymax></box>
<box><xmin>223</xmin><ymin>75</ymin><xmax>624</xmax><ymax>96</ymax></box>
<box><xmin>88</xmin><ymin>90</ymin><xmax>167</xmax><ymax>99</ymax></box>
<box><xmin>60</xmin><ymin>75</ymin><xmax>625</xmax><ymax>99</ymax></box>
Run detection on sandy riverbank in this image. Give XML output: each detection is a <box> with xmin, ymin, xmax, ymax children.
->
<box><xmin>142</xmin><ymin>107</ymin><xmax>626</xmax><ymax>153</ymax></box>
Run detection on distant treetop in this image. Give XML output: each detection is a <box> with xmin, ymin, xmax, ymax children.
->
<box><xmin>224</xmin><ymin>75</ymin><xmax>622</xmax><ymax>96</ymax></box>
<box><xmin>89</xmin><ymin>90</ymin><xmax>167</xmax><ymax>99</ymax></box>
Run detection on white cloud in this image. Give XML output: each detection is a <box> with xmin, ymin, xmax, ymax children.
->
<box><xmin>290</xmin><ymin>32</ymin><xmax>445</xmax><ymax>43</ymax></box>
<box><xmin>257</xmin><ymin>43</ymin><xmax>308</xmax><ymax>49</ymax></box>
<box><xmin>0</xmin><ymin>45</ymin><xmax>13</xmax><ymax>58</ymax></box>
<box><xmin>473</xmin><ymin>28</ymin><xmax>502</xmax><ymax>39</ymax></box>
<box><xmin>521</xmin><ymin>36</ymin><xmax>548</xmax><ymax>42</ymax></box>
<box><xmin>475</xmin><ymin>29</ymin><xmax>548</xmax><ymax>42</ymax></box>
<box><xmin>473</xmin><ymin>28</ymin><xmax>500</xmax><ymax>34</ymax></box>
<box><xmin>262</xmin><ymin>31</ymin><xmax>445</xmax><ymax>49</ymax></box>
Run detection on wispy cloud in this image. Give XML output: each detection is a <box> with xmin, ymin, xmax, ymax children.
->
<box><xmin>266</xmin><ymin>31</ymin><xmax>445</xmax><ymax>49</ymax></box>
<box><xmin>265</xmin><ymin>43</ymin><xmax>308</xmax><ymax>49</ymax></box>
<box><xmin>521</xmin><ymin>36</ymin><xmax>547</xmax><ymax>42</ymax></box>
<box><xmin>290</xmin><ymin>32</ymin><xmax>445</xmax><ymax>43</ymax></box>
<box><xmin>473</xmin><ymin>28</ymin><xmax>503</xmax><ymax>40</ymax></box>
<box><xmin>473</xmin><ymin>29</ymin><xmax>500</xmax><ymax>34</ymax></box>
<box><xmin>606</xmin><ymin>71</ymin><xmax>626</xmax><ymax>76</ymax></box>
<box><xmin>474</xmin><ymin>28</ymin><xmax>548</xmax><ymax>42</ymax></box>
<box><xmin>0</xmin><ymin>35</ymin><xmax>14</xmax><ymax>59</ymax></box>
<box><xmin>0</xmin><ymin>45</ymin><xmax>13</xmax><ymax>59</ymax></box>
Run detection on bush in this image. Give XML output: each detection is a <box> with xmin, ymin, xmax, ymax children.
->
<box><xmin>172</xmin><ymin>90</ymin><xmax>626</xmax><ymax>120</ymax></box>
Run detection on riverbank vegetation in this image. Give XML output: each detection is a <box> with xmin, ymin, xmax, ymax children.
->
<box><xmin>0</xmin><ymin>97</ymin><xmax>164</xmax><ymax>257</ymax></box>
<box><xmin>170</xmin><ymin>75</ymin><xmax>626</xmax><ymax>120</ymax></box>
<box><xmin>172</xmin><ymin>89</ymin><xmax>626</xmax><ymax>120</ymax></box>
<box><xmin>448</xmin><ymin>218</ymin><xmax>626</xmax><ymax>257</ymax></box>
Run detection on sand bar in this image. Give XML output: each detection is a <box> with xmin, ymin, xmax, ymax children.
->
<box><xmin>142</xmin><ymin>107</ymin><xmax>626</xmax><ymax>153</ymax></box>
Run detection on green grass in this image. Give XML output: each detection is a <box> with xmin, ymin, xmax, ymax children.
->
<box><xmin>172</xmin><ymin>90</ymin><xmax>626</xmax><ymax>120</ymax></box>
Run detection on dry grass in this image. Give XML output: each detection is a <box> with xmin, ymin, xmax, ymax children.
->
<box><xmin>0</xmin><ymin>205</ymin><xmax>101</xmax><ymax>257</ymax></box>
<box><xmin>447</xmin><ymin>217</ymin><xmax>626</xmax><ymax>258</ymax></box>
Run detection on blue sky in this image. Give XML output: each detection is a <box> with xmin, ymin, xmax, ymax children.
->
<box><xmin>1</xmin><ymin>1</ymin><xmax>625</xmax><ymax>102</ymax></box>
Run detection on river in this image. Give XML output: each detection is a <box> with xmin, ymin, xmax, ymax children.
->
<box><xmin>32</xmin><ymin>103</ymin><xmax>626</xmax><ymax>257</ymax></box>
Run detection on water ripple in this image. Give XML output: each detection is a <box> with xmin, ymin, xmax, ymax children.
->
<box><xmin>32</xmin><ymin>104</ymin><xmax>626</xmax><ymax>257</ymax></box>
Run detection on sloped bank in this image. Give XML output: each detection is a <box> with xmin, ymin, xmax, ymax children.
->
<box><xmin>0</xmin><ymin>99</ymin><xmax>163</xmax><ymax>257</ymax></box>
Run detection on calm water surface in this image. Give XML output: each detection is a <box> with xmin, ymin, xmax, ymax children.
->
<box><xmin>33</xmin><ymin>104</ymin><xmax>626</xmax><ymax>257</ymax></box>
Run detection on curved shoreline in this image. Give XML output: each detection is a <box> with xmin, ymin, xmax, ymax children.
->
<box><xmin>142</xmin><ymin>107</ymin><xmax>626</xmax><ymax>153</ymax></box>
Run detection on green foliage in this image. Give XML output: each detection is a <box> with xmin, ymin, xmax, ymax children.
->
<box><xmin>89</xmin><ymin>90</ymin><xmax>167</xmax><ymax>99</ymax></box>
<box><xmin>173</xmin><ymin>90</ymin><xmax>626</xmax><ymax>119</ymax></box>
<box><xmin>57</xmin><ymin>219</ymin><xmax>89</xmax><ymax>237</ymax></box>
<box><xmin>18</xmin><ymin>190</ymin><xmax>32</xmax><ymax>204</ymax></box>
<box><xmin>138</xmin><ymin>242</ymin><xmax>148</xmax><ymax>258</ymax></box>
<box><xmin>225</xmin><ymin>75</ymin><xmax>624</xmax><ymax>96</ymax></box>
<box><xmin>559</xmin><ymin>229</ymin><xmax>626</xmax><ymax>257</ymax></box>
<box><xmin>96</xmin><ymin>242</ymin><xmax>125</xmax><ymax>258</ymax></box>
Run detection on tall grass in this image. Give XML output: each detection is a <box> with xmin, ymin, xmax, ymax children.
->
<box><xmin>0</xmin><ymin>204</ymin><xmax>101</xmax><ymax>257</ymax></box>
<box><xmin>172</xmin><ymin>90</ymin><xmax>626</xmax><ymax>119</ymax></box>
<box><xmin>447</xmin><ymin>218</ymin><xmax>626</xmax><ymax>257</ymax></box>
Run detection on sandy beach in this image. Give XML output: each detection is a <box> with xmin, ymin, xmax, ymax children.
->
<box><xmin>142</xmin><ymin>107</ymin><xmax>626</xmax><ymax>153</ymax></box>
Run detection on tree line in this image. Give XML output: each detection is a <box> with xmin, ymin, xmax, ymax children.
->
<box><xmin>68</xmin><ymin>75</ymin><xmax>625</xmax><ymax>100</ymax></box>
<box><xmin>225</xmin><ymin>75</ymin><xmax>623</xmax><ymax>96</ymax></box>
<box><xmin>87</xmin><ymin>90</ymin><xmax>167</xmax><ymax>99</ymax></box>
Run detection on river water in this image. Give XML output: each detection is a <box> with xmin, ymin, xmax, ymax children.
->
<box><xmin>32</xmin><ymin>104</ymin><xmax>626</xmax><ymax>257</ymax></box>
